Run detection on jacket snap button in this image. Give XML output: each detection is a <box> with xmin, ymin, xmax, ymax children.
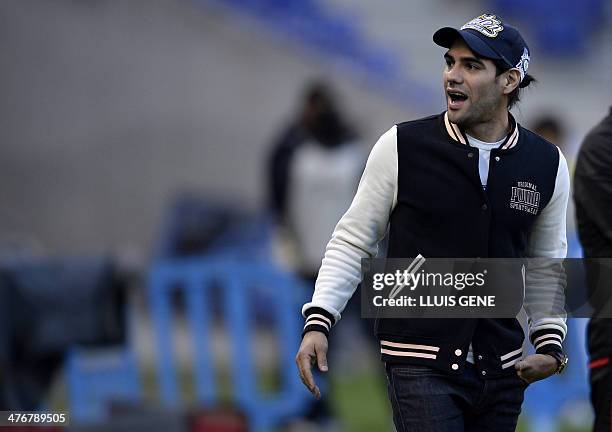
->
<box><xmin>481</xmin><ymin>204</ymin><xmax>488</xmax><ymax>211</ymax></box>
<box><xmin>478</xmin><ymin>355</ymin><xmax>483</xmax><ymax>360</ymax></box>
<box><xmin>468</xmin><ymin>152</ymin><xmax>474</xmax><ymax>158</ymax></box>
<box><xmin>451</xmin><ymin>364</ymin><xmax>459</xmax><ymax>370</ymax></box>
<box><xmin>495</xmin><ymin>156</ymin><xmax>500</xmax><ymax>162</ymax></box>
<box><xmin>455</xmin><ymin>349</ymin><xmax>462</xmax><ymax>356</ymax></box>
<box><xmin>481</xmin><ymin>370</ymin><xmax>487</xmax><ymax>376</ymax></box>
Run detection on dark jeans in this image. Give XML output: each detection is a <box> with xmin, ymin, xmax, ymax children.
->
<box><xmin>385</xmin><ymin>363</ymin><xmax>527</xmax><ymax>432</ymax></box>
<box><xmin>590</xmin><ymin>364</ymin><xmax>612</xmax><ymax>432</ymax></box>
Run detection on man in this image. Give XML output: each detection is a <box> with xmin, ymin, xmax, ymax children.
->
<box><xmin>268</xmin><ymin>81</ymin><xmax>361</xmax><ymax>281</ymax></box>
<box><xmin>574</xmin><ymin>108</ymin><xmax>612</xmax><ymax>432</ymax></box>
<box><xmin>295</xmin><ymin>14</ymin><xmax>570</xmax><ymax>431</ymax></box>
<box><xmin>268</xmin><ymin>81</ymin><xmax>362</xmax><ymax>426</ymax></box>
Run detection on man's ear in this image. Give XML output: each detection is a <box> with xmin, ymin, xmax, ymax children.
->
<box><xmin>502</xmin><ymin>69</ymin><xmax>521</xmax><ymax>95</ymax></box>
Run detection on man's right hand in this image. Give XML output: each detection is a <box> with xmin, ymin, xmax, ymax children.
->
<box><xmin>295</xmin><ymin>331</ymin><xmax>329</xmax><ymax>399</ymax></box>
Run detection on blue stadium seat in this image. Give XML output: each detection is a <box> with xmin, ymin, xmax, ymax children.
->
<box><xmin>66</xmin><ymin>345</ymin><xmax>141</xmax><ymax>423</ymax></box>
<box><xmin>1</xmin><ymin>256</ymin><xmax>136</xmax><ymax>421</ymax></box>
<box><xmin>492</xmin><ymin>0</ymin><xmax>602</xmax><ymax>56</ymax></box>
<box><xmin>194</xmin><ymin>0</ymin><xmax>406</xmax><ymax>107</ymax></box>
<box><xmin>154</xmin><ymin>195</ymin><xmax>273</xmax><ymax>261</ymax></box>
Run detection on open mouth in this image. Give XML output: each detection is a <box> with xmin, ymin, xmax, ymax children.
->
<box><xmin>447</xmin><ymin>90</ymin><xmax>468</xmax><ymax>109</ymax></box>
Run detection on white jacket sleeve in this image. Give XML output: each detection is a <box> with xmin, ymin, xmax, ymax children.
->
<box><xmin>524</xmin><ymin>147</ymin><xmax>570</xmax><ymax>354</ymax></box>
<box><xmin>301</xmin><ymin>126</ymin><xmax>398</xmax><ymax>336</ymax></box>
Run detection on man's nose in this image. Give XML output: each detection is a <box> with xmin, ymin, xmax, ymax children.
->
<box><xmin>445</xmin><ymin>65</ymin><xmax>462</xmax><ymax>84</ymax></box>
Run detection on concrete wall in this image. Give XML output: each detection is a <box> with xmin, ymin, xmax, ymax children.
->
<box><xmin>0</xmin><ymin>0</ymin><xmax>410</xmax><ymax>256</ymax></box>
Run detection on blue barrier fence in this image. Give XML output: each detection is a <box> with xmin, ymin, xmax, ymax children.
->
<box><xmin>148</xmin><ymin>257</ymin><xmax>312</xmax><ymax>430</ymax></box>
<box><xmin>65</xmin><ymin>235</ymin><xmax>594</xmax><ymax>429</ymax></box>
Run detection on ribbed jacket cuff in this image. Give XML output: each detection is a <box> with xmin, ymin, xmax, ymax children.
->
<box><xmin>530</xmin><ymin>328</ymin><xmax>564</xmax><ymax>355</ymax></box>
<box><xmin>302</xmin><ymin>307</ymin><xmax>336</xmax><ymax>338</ymax></box>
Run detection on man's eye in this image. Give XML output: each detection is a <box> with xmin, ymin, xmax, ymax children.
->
<box><xmin>467</xmin><ymin>64</ymin><xmax>479</xmax><ymax>70</ymax></box>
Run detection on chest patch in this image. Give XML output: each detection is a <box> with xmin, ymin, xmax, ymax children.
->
<box><xmin>509</xmin><ymin>181</ymin><xmax>540</xmax><ymax>215</ymax></box>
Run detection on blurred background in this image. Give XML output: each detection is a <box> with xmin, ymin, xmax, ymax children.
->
<box><xmin>0</xmin><ymin>0</ymin><xmax>611</xmax><ymax>431</ymax></box>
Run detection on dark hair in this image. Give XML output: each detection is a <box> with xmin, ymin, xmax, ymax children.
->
<box><xmin>532</xmin><ymin>116</ymin><xmax>563</xmax><ymax>136</ymax></box>
<box><xmin>304</xmin><ymin>81</ymin><xmax>333</xmax><ymax>108</ymax></box>
<box><xmin>301</xmin><ymin>80</ymin><xmax>355</xmax><ymax>147</ymax></box>
<box><xmin>494</xmin><ymin>62</ymin><xmax>536</xmax><ymax>109</ymax></box>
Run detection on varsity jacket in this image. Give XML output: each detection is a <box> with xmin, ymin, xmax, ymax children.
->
<box><xmin>302</xmin><ymin>112</ymin><xmax>569</xmax><ymax>378</ymax></box>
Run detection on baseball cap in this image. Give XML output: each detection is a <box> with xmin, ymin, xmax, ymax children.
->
<box><xmin>433</xmin><ymin>14</ymin><xmax>531</xmax><ymax>84</ymax></box>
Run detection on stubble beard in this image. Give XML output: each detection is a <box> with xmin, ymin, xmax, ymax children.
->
<box><xmin>451</xmin><ymin>96</ymin><xmax>500</xmax><ymax>131</ymax></box>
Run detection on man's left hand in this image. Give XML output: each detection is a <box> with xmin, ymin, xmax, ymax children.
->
<box><xmin>514</xmin><ymin>354</ymin><xmax>558</xmax><ymax>384</ymax></box>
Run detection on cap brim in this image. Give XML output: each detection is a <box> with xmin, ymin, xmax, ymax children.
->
<box><xmin>433</xmin><ymin>27</ymin><xmax>503</xmax><ymax>62</ymax></box>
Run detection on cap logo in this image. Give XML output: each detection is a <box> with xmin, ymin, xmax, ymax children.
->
<box><xmin>461</xmin><ymin>14</ymin><xmax>503</xmax><ymax>38</ymax></box>
<box><xmin>515</xmin><ymin>47</ymin><xmax>530</xmax><ymax>81</ymax></box>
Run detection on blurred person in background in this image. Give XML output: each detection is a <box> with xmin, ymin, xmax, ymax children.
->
<box><xmin>532</xmin><ymin>116</ymin><xmax>566</xmax><ymax>153</ymax></box>
<box><xmin>296</xmin><ymin>14</ymin><xmax>570</xmax><ymax>432</ymax></box>
<box><xmin>574</xmin><ymin>107</ymin><xmax>612</xmax><ymax>432</ymax></box>
<box><xmin>268</xmin><ymin>80</ymin><xmax>363</xmax><ymax>282</ymax></box>
<box><xmin>267</xmin><ymin>81</ymin><xmax>363</xmax><ymax>427</ymax></box>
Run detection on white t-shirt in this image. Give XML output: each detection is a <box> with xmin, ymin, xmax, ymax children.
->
<box><xmin>467</xmin><ymin>133</ymin><xmax>506</xmax><ymax>189</ymax></box>
<box><xmin>288</xmin><ymin>141</ymin><xmax>363</xmax><ymax>275</ymax></box>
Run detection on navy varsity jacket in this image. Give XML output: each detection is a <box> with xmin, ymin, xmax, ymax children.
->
<box><xmin>302</xmin><ymin>112</ymin><xmax>569</xmax><ymax>378</ymax></box>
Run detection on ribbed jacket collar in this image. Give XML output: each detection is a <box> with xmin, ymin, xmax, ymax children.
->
<box><xmin>443</xmin><ymin>111</ymin><xmax>520</xmax><ymax>151</ymax></box>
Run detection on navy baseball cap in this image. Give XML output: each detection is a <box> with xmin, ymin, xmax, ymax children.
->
<box><xmin>433</xmin><ymin>14</ymin><xmax>531</xmax><ymax>84</ymax></box>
